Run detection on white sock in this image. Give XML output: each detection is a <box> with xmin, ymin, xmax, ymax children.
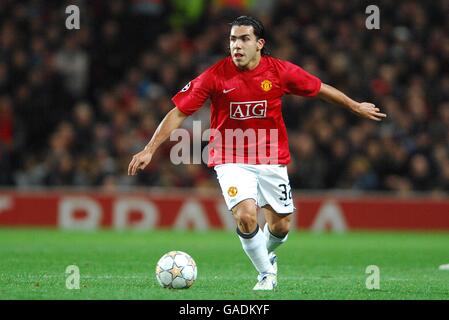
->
<box><xmin>238</xmin><ymin>226</ymin><xmax>275</xmax><ymax>275</ymax></box>
<box><xmin>263</xmin><ymin>223</ymin><xmax>288</xmax><ymax>253</ymax></box>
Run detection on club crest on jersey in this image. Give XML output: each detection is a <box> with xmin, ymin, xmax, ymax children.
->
<box><xmin>229</xmin><ymin>100</ymin><xmax>267</xmax><ymax>120</ymax></box>
<box><xmin>227</xmin><ymin>186</ymin><xmax>238</xmax><ymax>197</ymax></box>
<box><xmin>261</xmin><ymin>80</ymin><xmax>272</xmax><ymax>92</ymax></box>
<box><xmin>180</xmin><ymin>81</ymin><xmax>191</xmax><ymax>92</ymax></box>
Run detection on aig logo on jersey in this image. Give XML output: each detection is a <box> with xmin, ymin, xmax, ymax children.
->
<box><xmin>230</xmin><ymin>100</ymin><xmax>267</xmax><ymax>120</ymax></box>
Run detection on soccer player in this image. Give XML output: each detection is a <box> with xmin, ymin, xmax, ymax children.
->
<box><xmin>128</xmin><ymin>16</ymin><xmax>387</xmax><ymax>290</ymax></box>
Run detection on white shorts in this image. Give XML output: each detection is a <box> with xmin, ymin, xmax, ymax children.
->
<box><xmin>214</xmin><ymin>163</ymin><xmax>295</xmax><ymax>215</ymax></box>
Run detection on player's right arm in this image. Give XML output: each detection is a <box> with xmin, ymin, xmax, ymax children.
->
<box><xmin>128</xmin><ymin>62</ymin><xmax>217</xmax><ymax>176</ymax></box>
<box><xmin>127</xmin><ymin>107</ymin><xmax>187</xmax><ymax>176</ymax></box>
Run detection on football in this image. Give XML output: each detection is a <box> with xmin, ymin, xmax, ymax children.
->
<box><xmin>155</xmin><ymin>251</ymin><xmax>197</xmax><ymax>289</ymax></box>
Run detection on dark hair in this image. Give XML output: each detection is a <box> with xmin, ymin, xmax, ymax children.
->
<box><xmin>229</xmin><ymin>16</ymin><xmax>269</xmax><ymax>55</ymax></box>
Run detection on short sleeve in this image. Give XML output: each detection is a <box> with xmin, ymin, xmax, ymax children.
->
<box><xmin>277</xmin><ymin>60</ymin><xmax>321</xmax><ymax>97</ymax></box>
<box><xmin>171</xmin><ymin>69</ymin><xmax>214</xmax><ymax>116</ymax></box>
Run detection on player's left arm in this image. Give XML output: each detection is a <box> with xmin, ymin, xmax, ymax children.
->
<box><xmin>317</xmin><ymin>83</ymin><xmax>387</xmax><ymax>121</ymax></box>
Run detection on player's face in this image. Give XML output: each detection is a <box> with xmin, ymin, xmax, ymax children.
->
<box><xmin>230</xmin><ymin>25</ymin><xmax>265</xmax><ymax>70</ymax></box>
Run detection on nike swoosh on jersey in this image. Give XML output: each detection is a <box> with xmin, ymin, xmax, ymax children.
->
<box><xmin>223</xmin><ymin>88</ymin><xmax>236</xmax><ymax>94</ymax></box>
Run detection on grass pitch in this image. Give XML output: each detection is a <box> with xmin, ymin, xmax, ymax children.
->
<box><xmin>0</xmin><ymin>229</ymin><xmax>448</xmax><ymax>300</ymax></box>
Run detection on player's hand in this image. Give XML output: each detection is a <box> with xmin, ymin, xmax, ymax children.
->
<box><xmin>128</xmin><ymin>149</ymin><xmax>153</xmax><ymax>176</ymax></box>
<box><xmin>353</xmin><ymin>102</ymin><xmax>387</xmax><ymax>121</ymax></box>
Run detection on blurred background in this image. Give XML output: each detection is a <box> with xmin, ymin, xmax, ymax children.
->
<box><xmin>0</xmin><ymin>0</ymin><xmax>448</xmax><ymax>195</ymax></box>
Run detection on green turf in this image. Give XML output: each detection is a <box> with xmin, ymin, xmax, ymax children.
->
<box><xmin>0</xmin><ymin>228</ymin><xmax>448</xmax><ymax>299</ymax></box>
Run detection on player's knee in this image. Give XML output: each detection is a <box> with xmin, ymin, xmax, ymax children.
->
<box><xmin>235</xmin><ymin>211</ymin><xmax>257</xmax><ymax>233</ymax></box>
<box><xmin>232</xmin><ymin>201</ymin><xmax>258</xmax><ymax>233</ymax></box>
<box><xmin>232</xmin><ymin>199</ymin><xmax>257</xmax><ymax>233</ymax></box>
<box><xmin>270</xmin><ymin>217</ymin><xmax>291</xmax><ymax>237</ymax></box>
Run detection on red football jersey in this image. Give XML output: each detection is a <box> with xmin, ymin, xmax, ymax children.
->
<box><xmin>172</xmin><ymin>56</ymin><xmax>321</xmax><ymax>167</ymax></box>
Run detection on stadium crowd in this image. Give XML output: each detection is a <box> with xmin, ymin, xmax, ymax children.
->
<box><xmin>0</xmin><ymin>0</ymin><xmax>448</xmax><ymax>194</ymax></box>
